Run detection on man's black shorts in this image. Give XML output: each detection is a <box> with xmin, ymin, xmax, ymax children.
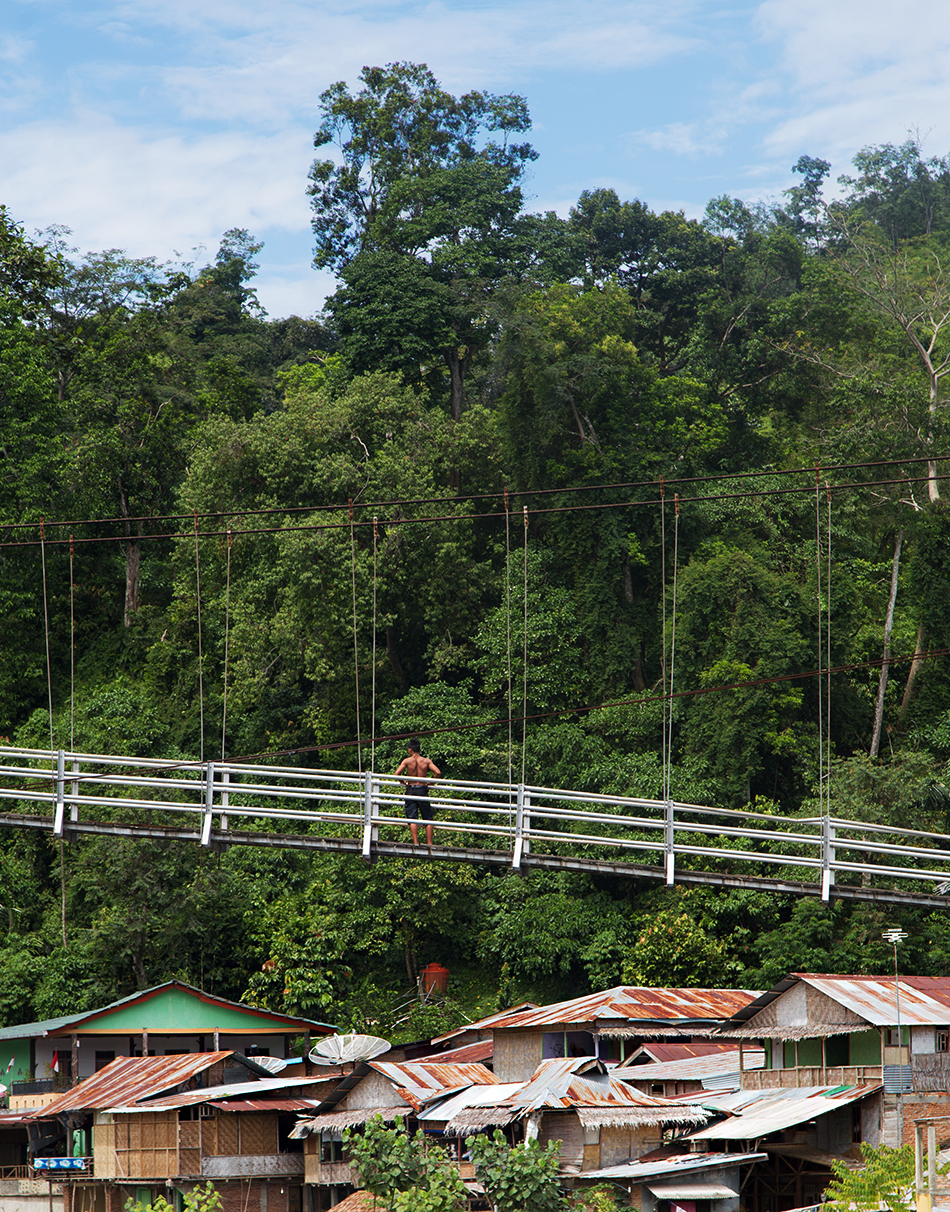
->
<box><xmin>405</xmin><ymin>785</ymin><xmax>434</xmax><ymax>821</ymax></box>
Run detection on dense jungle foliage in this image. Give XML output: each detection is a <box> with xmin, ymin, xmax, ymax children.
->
<box><xmin>3</xmin><ymin>65</ymin><xmax>950</xmax><ymax>1037</ymax></box>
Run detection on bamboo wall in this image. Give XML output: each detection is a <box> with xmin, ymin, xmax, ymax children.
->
<box><xmin>493</xmin><ymin>1032</ymin><xmax>543</xmax><ymax>1083</ymax></box>
<box><xmin>95</xmin><ymin>1111</ymin><xmax>281</xmax><ymax>1180</ymax></box>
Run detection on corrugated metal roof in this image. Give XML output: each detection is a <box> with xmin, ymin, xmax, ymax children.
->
<box><xmin>619</xmin><ymin>1051</ymin><xmax>764</xmax><ymax>1083</ymax></box>
<box><xmin>417</xmin><ymin>1083</ymin><xmax>524</xmax><ymax>1123</ymax></box>
<box><xmin>646</xmin><ymin>1180</ymin><xmax>737</xmax><ymax>1198</ymax></box>
<box><xmin>573</xmin><ymin>1150</ymin><xmax>767</xmax><ymax>1181</ymax></box>
<box><xmin>209</xmin><ymin>1098</ymin><xmax>324</xmax><ymax>1112</ymax></box>
<box><xmin>107</xmin><ymin>1076</ymin><xmax>325</xmax><ymax>1113</ymax></box>
<box><xmin>468</xmin><ymin>987</ymin><xmax>761</xmax><ymax>1031</ymax></box>
<box><xmin>371</xmin><ymin>1060</ymin><xmax>498</xmax><ymax>1108</ymax></box>
<box><xmin>629</xmin><ymin>1042</ymin><xmax>756</xmax><ymax>1064</ymax></box>
<box><xmin>27</xmin><ymin>1052</ymin><xmax>233</xmax><ymax>1115</ymax></box>
<box><xmin>515</xmin><ymin>1057</ymin><xmax>702</xmax><ymax>1111</ymax></box>
<box><xmin>0</xmin><ymin>981</ymin><xmax>333</xmax><ymax>1041</ymax></box>
<box><xmin>432</xmin><ymin>1040</ymin><xmax>493</xmax><ymax>1065</ymax></box>
<box><xmin>722</xmin><ymin>973</ymin><xmax>950</xmax><ymax>1034</ymax></box>
<box><xmin>440</xmin><ymin>1061</ymin><xmax>707</xmax><ymax>1133</ymax></box>
<box><xmin>798</xmin><ymin>976</ymin><xmax>950</xmax><ymax>1027</ymax></box>
<box><xmin>686</xmin><ymin>1082</ymin><xmax>881</xmax><ymax>1141</ymax></box>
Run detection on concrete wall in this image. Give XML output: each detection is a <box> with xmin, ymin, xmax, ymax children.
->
<box><xmin>0</xmin><ymin>1179</ymin><xmax>63</xmax><ymax>1212</ymax></box>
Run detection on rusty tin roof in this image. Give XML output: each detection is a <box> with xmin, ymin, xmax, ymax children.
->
<box><xmin>626</xmin><ymin>1042</ymin><xmax>756</xmax><ymax>1064</ymax></box>
<box><xmin>515</xmin><ymin>1057</ymin><xmax>698</xmax><ymax>1110</ymax></box>
<box><xmin>464</xmin><ymin>987</ymin><xmax>761</xmax><ymax>1032</ymax></box>
<box><xmin>799</xmin><ymin>975</ymin><xmax>950</xmax><ymax>1027</ymax></box>
<box><xmin>723</xmin><ymin>973</ymin><xmax>950</xmax><ymax>1033</ymax></box>
<box><xmin>429</xmin><ymin>1058</ymin><xmax>708</xmax><ymax>1132</ymax></box>
<box><xmin>108</xmin><ymin>1075</ymin><xmax>327</xmax><ymax>1113</ymax></box>
<box><xmin>432</xmin><ymin>1039</ymin><xmax>493</xmax><ymax>1065</ymax></box>
<box><xmin>28</xmin><ymin>1052</ymin><xmax>233</xmax><ymax>1115</ymax></box>
<box><xmin>371</xmin><ymin>1060</ymin><xmax>498</xmax><ymax>1109</ymax></box>
<box><xmin>619</xmin><ymin>1051</ymin><xmax>765</xmax><ymax>1084</ymax></box>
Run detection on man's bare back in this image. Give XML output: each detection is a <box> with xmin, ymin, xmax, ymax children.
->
<box><xmin>394</xmin><ymin>740</ymin><xmax>441</xmax><ymax>844</ymax></box>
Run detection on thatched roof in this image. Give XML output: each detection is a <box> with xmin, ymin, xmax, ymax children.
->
<box><xmin>576</xmin><ymin>1106</ymin><xmax>707</xmax><ymax>1129</ymax></box>
<box><xmin>717</xmin><ymin>1025</ymin><xmax>859</xmax><ymax>1040</ymax></box>
<box><xmin>290</xmin><ymin>1108</ymin><xmax>408</xmax><ymax>1138</ymax></box>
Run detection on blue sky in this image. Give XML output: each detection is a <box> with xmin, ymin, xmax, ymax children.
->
<box><xmin>4</xmin><ymin>0</ymin><xmax>949</xmax><ymax>317</ymax></box>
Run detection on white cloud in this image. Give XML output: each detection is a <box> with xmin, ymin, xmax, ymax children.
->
<box><xmin>0</xmin><ymin>34</ymin><xmax>33</xmax><ymax>61</ymax></box>
<box><xmin>0</xmin><ymin>114</ymin><xmax>312</xmax><ymax>255</ymax></box>
<box><xmin>756</xmin><ymin>0</ymin><xmax>950</xmax><ymax>162</ymax></box>
<box><xmin>87</xmin><ymin>0</ymin><xmax>703</xmax><ymax>128</ymax></box>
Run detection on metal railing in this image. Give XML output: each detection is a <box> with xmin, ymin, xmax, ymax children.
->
<box><xmin>1</xmin><ymin>746</ymin><xmax>949</xmax><ymax>905</ymax></box>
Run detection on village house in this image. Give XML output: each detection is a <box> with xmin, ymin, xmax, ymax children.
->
<box><xmin>0</xmin><ymin>984</ymin><xmax>333</xmax><ymax>1212</ymax></box>
<box><xmin>432</xmin><ymin>986</ymin><xmax>763</xmax><ymax>1083</ymax></box>
<box><xmin>21</xmin><ymin>1052</ymin><xmax>335</xmax><ymax>1212</ymax></box>
<box><xmin>676</xmin><ymin>971</ymin><xmax>950</xmax><ymax>1212</ymax></box>
<box><xmin>1</xmin><ymin>982</ymin><xmax>334</xmax><ymax>1110</ymax></box>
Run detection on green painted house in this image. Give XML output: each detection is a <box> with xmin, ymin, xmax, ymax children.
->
<box><xmin>0</xmin><ymin>981</ymin><xmax>335</xmax><ymax>1094</ymax></box>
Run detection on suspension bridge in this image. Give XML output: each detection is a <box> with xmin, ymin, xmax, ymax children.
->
<box><xmin>1</xmin><ymin>745</ymin><xmax>950</xmax><ymax>909</ymax></box>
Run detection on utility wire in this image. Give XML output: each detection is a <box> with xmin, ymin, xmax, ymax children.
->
<box><xmin>22</xmin><ymin>643</ymin><xmax>950</xmax><ymax>791</ymax></box>
<box><xmin>4</xmin><ymin>471</ymin><xmax>949</xmax><ymax>552</ymax></box>
<box><xmin>4</xmin><ymin>454</ymin><xmax>947</xmax><ymax>534</ymax></box>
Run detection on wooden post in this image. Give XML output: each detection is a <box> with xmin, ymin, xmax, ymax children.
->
<box><xmin>142</xmin><ymin>1028</ymin><xmax>148</xmax><ymax>1057</ymax></box>
<box><xmin>213</xmin><ymin>1027</ymin><xmax>220</xmax><ymax>1051</ymax></box>
<box><xmin>71</xmin><ymin>1033</ymin><xmax>79</xmax><ymax>1086</ymax></box>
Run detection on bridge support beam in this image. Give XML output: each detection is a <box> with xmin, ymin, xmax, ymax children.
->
<box><xmin>201</xmin><ymin>763</ymin><xmax>215</xmax><ymax>846</ymax></box>
<box><xmin>53</xmin><ymin>750</ymin><xmax>65</xmax><ymax>838</ymax></box>
<box><xmin>361</xmin><ymin>772</ymin><xmax>378</xmax><ymax>862</ymax></box>
<box><xmin>665</xmin><ymin>798</ymin><xmax>674</xmax><ymax>885</ymax></box>
<box><xmin>821</xmin><ymin>816</ymin><xmax>836</xmax><ymax>902</ymax></box>
<box><xmin>513</xmin><ymin>786</ymin><xmax>530</xmax><ymax>870</ymax></box>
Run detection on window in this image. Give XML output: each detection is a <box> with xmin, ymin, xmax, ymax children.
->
<box><xmin>95</xmin><ymin>1051</ymin><xmax>115</xmax><ymax>1072</ymax></box>
<box><xmin>937</xmin><ymin>1028</ymin><xmax>950</xmax><ymax>1053</ymax></box>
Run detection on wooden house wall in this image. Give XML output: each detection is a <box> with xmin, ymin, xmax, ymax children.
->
<box><xmin>539</xmin><ymin>1115</ymin><xmax>584</xmax><ymax>1167</ymax></box>
<box><xmin>494</xmin><ymin>1032</ymin><xmax>543</xmax><ymax>1083</ymax></box>
<box><xmin>342</xmin><ymin>1070</ymin><xmax>402</xmax><ymax>1110</ymax></box>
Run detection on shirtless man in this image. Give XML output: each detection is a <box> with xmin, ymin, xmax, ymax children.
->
<box><xmin>394</xmin><ymin>738</ymin><xmax>441</xmax><ymax>845</ymax></box>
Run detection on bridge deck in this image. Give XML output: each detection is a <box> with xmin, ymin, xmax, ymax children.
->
<box><xmin>1</xmin><ymin>809</ymin><xmax>948</xmax><ymax>910</ymax></box>
<box><xmin>2</xmin><ymin>746</ymin><xmax>950</xmax><ymax>909</ymax></box>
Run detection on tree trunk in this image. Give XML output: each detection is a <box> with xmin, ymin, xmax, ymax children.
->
<box><xmin>385</xmin><ymin>625</ymin><xmax>406</xmax><ymax>690</ymax></box>
<box><xmin>118</xmin><ymin>482</ymin><xmax>142</xmax><ymax>627</ymax></box>
<box><xmin>929</xmin><ymin>372</ymin><xmax>942</xmax><ymax>503</ymax></box>
<box><xmin>898</xmin><ymin>622</ymin><xmax>928</xmax><ymax>725</ymax></box>
<box><xmin>870</xmin><ymin>529</ymin><xmax>902</xmax><ymax>758</ymax></box>
<box><xmin>445</xmin><ymin>350</ymin><xmax>464</xmax><ymax>421</ymax></box>
<box><xmin>123</xmin><ymin>539</ymin><xmax>141</xmax><ymax>628</ymax></box>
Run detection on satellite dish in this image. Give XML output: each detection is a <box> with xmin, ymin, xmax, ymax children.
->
<box><xmin>250</xmin><ymin>1056</ymin><xmax>288</xmax><ymax>1074</ymax></box>
<box><xmin>309</xmin><ymin>1033</ymin><xmax>391</xmax><ymax>1065</ymax></box>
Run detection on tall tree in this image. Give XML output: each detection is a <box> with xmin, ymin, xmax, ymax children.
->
<box><xmin>311</xmin><ymin>62</ymin><xmax>538</xmax><ymax>418</ymax></box>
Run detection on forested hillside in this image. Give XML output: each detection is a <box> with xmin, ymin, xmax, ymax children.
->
<box><xmin>2</xmin><ymin>64</ymin><xmax>950</xmax><ymax>1037</ymax></box>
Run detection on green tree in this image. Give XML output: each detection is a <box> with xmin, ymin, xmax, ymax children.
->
<box><xmin>126</xmin><ymin>1181</ymin><xmax>222</xmax><ymax>1212</ymax></box>
<box><xmin>311</xmin><ymin>62</ymin><xmax>537</xmax><ymax>418</ymax></box>
<box><xmin>622</xmin><ymin>906</ymin><xmax>735</xmax><ymax>988</ymax></box>
<box><xmin>468</xmin><ymin>1130</ymin><xmax>566</xmax><ymax>1212</ymax></box>
<box><xmin>824</xmin><ymin>1143</ymin><xmax>916</xmax><ymax>1212</ymax></box>
<box><xmin>343</xmin><ymin>1116</ymin><xmax>466</xmax><ymax>1211</ymax></box>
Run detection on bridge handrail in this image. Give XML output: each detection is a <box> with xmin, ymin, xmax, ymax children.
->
<box><xmin>1</xmin><ymin>746</ymin><xmax>950</xmax><ymax>904</ymax></box>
